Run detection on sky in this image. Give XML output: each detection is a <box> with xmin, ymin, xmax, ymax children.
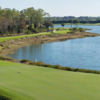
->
<box><xmin>0</xmin><ymin>0</ymin><xmax>100</xmax><ymax>17</ymax></box>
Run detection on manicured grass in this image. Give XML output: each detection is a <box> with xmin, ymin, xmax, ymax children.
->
<box><xmin>54</xmin><ymin>29</ymin><xmax>70</xmax><ymax>34</ymax></box>
<box><xmin>0</xmin><ymin>60</ymin><xmax>100</xmax><ymax>100</ymax></box>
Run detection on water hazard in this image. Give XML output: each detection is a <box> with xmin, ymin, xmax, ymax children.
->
<box><xmin>8</xmin><ymin>25</ymin><xmax>100</xmax><ymax>70</ymax></box>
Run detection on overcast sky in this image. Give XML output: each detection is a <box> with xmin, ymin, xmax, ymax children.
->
<box><xmin>0</xmin><ymin>0</ymin><xmax>100</xmax><ymax>17</ymax></box>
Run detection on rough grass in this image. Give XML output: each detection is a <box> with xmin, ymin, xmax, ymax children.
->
<box><xmin>0</xmin><ymin>32</ymin><xmax>51</xmax><ymax>43</ymax></box>
<box><xmin>0</xmin><ymin>46</ymin><xmax>2</xmax><ymax>49</ymax></box>
<box><xmin>0</xmin><ymin>60</ymin><xmax>100</xmax><ymax>100</ymax></box>
<box><xmin>0</xmin><ymin>29</ymin><xmax>70</xmax><ymax>43</ymax></box>
<box><xmin>20</xmin><ymin>60</ymin><xmax>100</xmax><ymax>74</ymax></box>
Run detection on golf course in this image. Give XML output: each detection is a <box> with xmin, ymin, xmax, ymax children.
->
<box><xmin>1</xmin><ymin>0</ymin><xmax>100</xmax><ymax>99</ymax></box>
<box><xmin>0</xmin><ymin>28</ymin><xmax>100</xmax><ymax>100</ymax></box>
<box><xmin>0</xmin><ymin>60</ymin><xmax>100</xmax><ymax>100</ymax></box>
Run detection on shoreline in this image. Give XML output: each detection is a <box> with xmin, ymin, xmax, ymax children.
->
<box><xmin>20</xmin><ymin>59</ymin><xmax>100</xmax><ymax>74</ymax></box>
<box><xmin>0</xmin><ymin>31</ymin><xmax>100</xmax><ymax>74</ymax></box>
<box><xmin>0</xmin><ymin>32</ymin><xmax>100</xmax><ymax>56</ymax></box>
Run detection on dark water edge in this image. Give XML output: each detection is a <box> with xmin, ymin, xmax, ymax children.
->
<box><xmin>8</xmin><ymin>25</ymin><xmax>100</xmax><ymax>71</ymax></box>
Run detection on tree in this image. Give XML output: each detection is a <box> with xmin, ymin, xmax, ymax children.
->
<box><xmin>61</xmin><ymin>23</ymin><xmax>65</xmax><ymax>28</ymax></box>
<box><xmin>24</xmin><ymin>7</ymin><xmax>47</xmax><ymax>27</ymax></box>
<box><xmin>70</xmin><ymin>19</ymin><xmax>73</xmax><ymax>29</ymax></box>
<box><xmin>50</xmin><ymin>23</ymin><xmax>54</xmax><ymax>33</ymax></box>
<box><xmin>28</xmin><ymin>24</ymin><xmax>32</xmax><ymax>30</ymax></box>
<box><xmin>19</xmin><ymin>10</ymin><xmax>26</xmax><ymax>30</ymax></box>
<box><xmin>76</xmin><ymin>20</ymin><xmax>80</xmax><ymax>28</ymax></box>
<box><xmin>23</xmin><ymin>7</ymin><xmax>36</xmax><ymax>25</ymax></box>
<box><xmin>75</xmin><ymin>20</ymin><xmax>80</xmax><ymax>28</ymax></box>
<box><xmin>43</xmin><ymin>21</ymin><xmax>53</xmax><ymax>28</ymax></box>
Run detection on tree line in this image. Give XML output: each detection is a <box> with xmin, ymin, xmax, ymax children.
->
<box><xmin>45</xmin><ymin>16</ymin><xmax>100</xmax><ymax>21</ymax></box>
<box><xmin>0</xmin><ymin>7</ymin><xmax>53</xmax><ymax>36</ymax></box>
<box><xmin>52</xmin><ymin>20</ymin><xmax>100</xmax><ymax>24</ymax></box>
<box><xmin>61</xmin><ymin>20</ymin><xmax>80</xmax><ymax>28</ymax></box>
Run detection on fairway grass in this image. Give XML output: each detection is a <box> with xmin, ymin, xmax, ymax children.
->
<box><xmin>0</xmin><ymin>60</ymin><xmax>100</xmax><ymax>100</ymax></box>
<box><xmin>54</xmin><ymin>29</ymin><xmax>70</xmax><ymax>34</ymax></box>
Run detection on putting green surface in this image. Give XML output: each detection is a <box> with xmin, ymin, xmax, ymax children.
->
<box><xmin>0</xmin><ymin>60</ymin><xmax>100</xmax><ymax>100</ymax></box>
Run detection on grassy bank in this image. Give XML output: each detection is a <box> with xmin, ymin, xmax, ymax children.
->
<box><xmin>0</xmin><ymin>28</ymin><xmax>70</xmax><ymax>43</ymax></box>
<box><xmin>0</xmin><ymin>27</ymin><xmax>93</xmax><ymax>43</ymax></box>
<box><xmin>0</xmin><ymin>32</ymin><xmax>51</xmax><ymax>43</ymax></box>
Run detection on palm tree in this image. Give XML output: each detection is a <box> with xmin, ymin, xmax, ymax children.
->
<box><xmin>77</xmin><ymin>20</ymin><xmax>80</xmax><ymax>28</ymax></box>
<box><xmin>61</xmin><ymin>22</ymin><xmax>65</xmax><ymax>28</ymax></box>
<box><xmin>76</xmin><ymin>20</ymin><xmax>80</xmax><ymax>28</ymax></box>
<box><xmin>70</xmin><ymin>19</ymin><xmax>73</xmax><ymax>29</ymax></box>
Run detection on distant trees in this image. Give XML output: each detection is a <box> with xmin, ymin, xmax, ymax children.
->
<box><xmin>61</xmin><ymin>23</ymin><xmax>65</xmax><ymax>28</ymax></box>
<box><xmin>46</xmin><ymin>16</ymin><xmax>100</xmax><ymax>22</ymax></box>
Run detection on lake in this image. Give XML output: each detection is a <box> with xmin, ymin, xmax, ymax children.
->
<box><xmin>8</xmin><ymin>25</ymin><xmax>100</xmax><ymax>70</ymax></box>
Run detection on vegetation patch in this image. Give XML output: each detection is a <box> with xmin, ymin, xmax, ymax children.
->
<box><xmin>20</xmin><ymin>60</ymin><xmax>100</xmax><ymax>74</ymax></box>
<box><xmin>0</xmin><ymin>95</ymin><xmax>11</xmax><ymax>100</ymax></box>
<box><xmin>0</xmin><ymin>56</ymin><xmax>15</xmax><ymax>62</ymax></box>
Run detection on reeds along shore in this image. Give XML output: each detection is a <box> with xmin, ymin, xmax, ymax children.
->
<box><xmin>20</xmin><ymin>59</ymin><xmax>100</xmax><ymax>74</ymax></box>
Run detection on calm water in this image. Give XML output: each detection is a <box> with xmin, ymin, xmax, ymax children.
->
<box><xmin>8</xmin><ymin>25</ymin><xmax>100</xmax><ymax>70</ymax></box>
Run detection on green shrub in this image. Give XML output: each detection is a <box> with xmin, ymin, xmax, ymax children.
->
<box><xmin>25</xmin><ymin>30</ymin><xmax>32</xmax><ymax>34</ymax></box>
<box><xmin>29</xmin><ymin>61</ymin><xmax>37</xmax><ymax>65</ymax></box>
<box><xmin>56</xmin><ymin>28</ymin><xmax>60</xmax><ymax>31</ymax></box>
<box><xmin>0</xmin><ymin>56</ymin><xmax>13</xmax><ymax>61</ymax></box>
<box><xmin>28</xmin><ymin>25</ymin><xmax>33</xmax><ymax>30</ymax></box>
<box><xmin>55</xmin><ymin>65</ymin><xmax>63</xmax><ymax>69</ymax></box>
<box><xmin>71</xmin><ymin>30</ymin><xmax>76</xmax><ymax>33</ymax></box>
<box><xmin>32</xmin><ymin>28</ymin><xmax>48</xmax><ymax>33</ymax></box>
<box><xmin>65</xmin><ymin>67</ymin><xmax>73</xmax><ymax>71</ymax></box>
<box><xmin>20</xmin><ymin>59</ymin><xmax>29</xmax><ymax>63</ymax></box>
<box><xmin>73</xmin><ymin>27</ymin><xmax>77</xmax><ymax>30</ymax></box>
<box><xmin>5</xmin><ymin>31</ymin><xmax>10</xmax><ymax>36</ymax></box>
<box><xmin>32</xmin><ymin>29</ymin><xmax>39</xmax><ymax>33</ymax></box>
<box><xmin>43</xmin><ymin>64</ymin><xmax>50</xmax><ymax>67</ymax></box>
<box><xmin>0</xmin><ymin>95</ymin><xmax>11</xmax><ymax>100</ymax></box>
<box><xmin>79</xmin><ymin>28</ymin><xmax>85</xmax><ymax>32</ymax></box>
<box><xmin>36</xmin><ymin>61</ymin><xmax>45</xmax><ymax>66</ymax></box>
<box><xmin>51</xmin><ymin>29</ymin><xmax>54</xmax><ymax>33</ymax></box>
